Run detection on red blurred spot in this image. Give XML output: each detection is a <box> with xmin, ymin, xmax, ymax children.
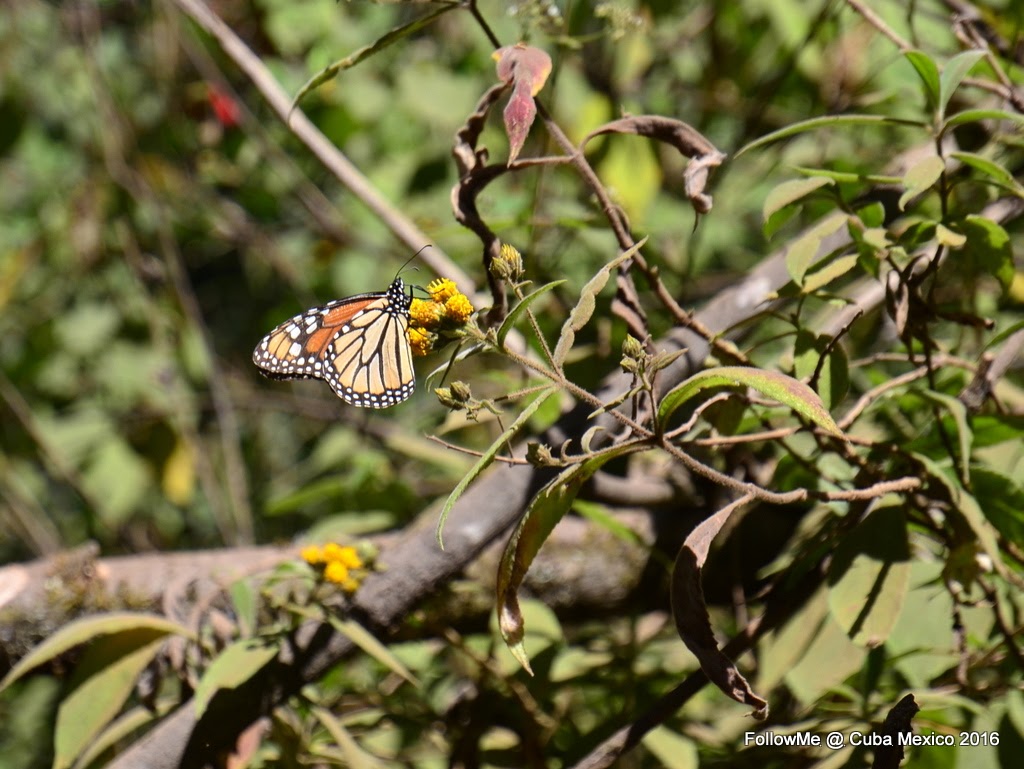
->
<box><xmin>207</xmin><ymin>84</ymin><xmax>241</xmax><ymax>128</ymax></box>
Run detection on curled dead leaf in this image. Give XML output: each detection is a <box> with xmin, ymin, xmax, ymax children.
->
<box><xmin>582</xmin><ymin>115</ymin><xmax>726</xmax><ymax>214</ymax></box>
<box><xmin>670</xmin><ymin>495</ymin><xmax>768</xmax><ymax>720</ymax></box>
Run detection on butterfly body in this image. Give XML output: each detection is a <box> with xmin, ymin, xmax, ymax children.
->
<box><xmin>253</xmin><ymin>278</ymin><xmax>415</xmax><ymax>408</ymax></box>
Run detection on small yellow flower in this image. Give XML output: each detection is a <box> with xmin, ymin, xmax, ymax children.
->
<box><xmin>408</xmin><ymin>326</ymin><xmax>436</xmax><ymax>357</ymax></box>
<box><xmin>322</xmin><ymin>542</ymin><xmax>344</xmax><ymax>562</ymax></box>
<box><xmin>334</xmin><ymin>546</ymin><xmax>363</xmax><ymax>569</ymax></box>
<box><xmin>444</xmin><ymin>293</ymin><xmax>474</xmax><ymax>324</ymax></box>
<box><xmin>300</xmin><ymin>545</ymin><xmax>323</xmax><ymax>565</ymax></box>
<box><xmin>323</xmin><ymin>561</ymin><xmax>350</xmax><ymax>585</ymax></box>
<box><xmin>340</xmin><ymin>574</ymin><xmax>361</xmax><ymax>593</ymax></box>
<box><xmin>410</xmin><ymin>298</ymin><xmax>444</xmax><ymax>329</ymax></box>
<box><xmin>427</xmin><ymin>278</ymin><xmax>459</xmax><ymax>303</ymax></box>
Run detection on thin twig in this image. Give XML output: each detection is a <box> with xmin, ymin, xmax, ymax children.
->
<box><xmin>659</xmin><ymin>440</ymin><xmax>807</xmax><ymax>505</ymax></box>
<box><xmin>425</xmin><ymin>434</ymin><xmax>530</xmax><ymax>465</ymax></box>
<box><xmin>845</xmin><ymin>0</ymin><xmax>912</xmax><ymax>52</ymax></box>
<box><xmin>168</xmin><ymin>0</ymin><xmax>473</xmax><ymax>292</ymax></box>
<box><xmin>823</xmin><ymin>476</ymin><xmax>920</xmax><ymax>500</ymax></box>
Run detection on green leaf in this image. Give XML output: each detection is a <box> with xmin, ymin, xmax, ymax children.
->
<box><xmin>915</xmin><ymin>390</ymin><xmax>972</xmax><ymax>482</ymax></box>
<box><xmin>193</xmin><ymin>638</ymin><xmax>280</xmax><ymax>719</ymax></box>
<box><xmin>935</xmin><ymin>223</ymin><xmax>967</xmax><ymax>248</ymax></box>
<box><xmin>658</xmin><ymin>366</ymin><xmax>844</xmax><ymax>437</ymax></box>
<box><xmin>792</xmin><ymin>166</ymin><xmax>902</xmax><ymax>186</ymax></box>
<box><xmin>329</xmin><ymin>617</ymin><xmax>419</xmax><ymax>688</ymax></box>
<box><xmin>735</xmin><ymin>114</ymin><xmax>925</xmax><ymax>158</ymax></box>
<box><xmin>311</xmin><ymin>706</ymin><xmax>385</xmax><ymax>769</ymax></box>
<box><xmin>951</xmin><ymin>151</ymin><xmax>1024</xmax><ymax>197</ymax></box>
<box><xmin>827</xmin><ymin>504</ymin><xmax>911</xmax><ymax>647</ymax></box>
<box><xmin>54</xmin><ymin>629</ymin><xmax>169</xmax><ymax>769</ymax></box>
<box><xmin>758</xmin><ymin>585</ymin><xmax>829</xmax><ymax>690</ymax></box>
<box><xmin>944</xmin><ymin>108</ymin><xmax>1024</xmax><ymax>131</ymax></box>
<box><xmin>784</xmin><ymin>592</ymin><xmax>866</xmax><ymax>703</ymax></box>
<box><xmin>291</xmin><ymin>4</ymin><xmax>456</xmax><ymax>111</ymax></box>
<box><xmin>497</xmin><ymin>280</ymin><xmax>566</xmax><ymax>348</ymax></box>
<box><xmin>784</xmin><ymin>212</ymin><xmax>848</xmax><ymax>285</ymax></box>
<box><xmin>855</xmin><ymin>200</ymin><xmax>886</xmax><ymax>228</ymax></box>
<box><xmin>960</xmin><ymin>214</ymin><xmax>1014</xmax><ymax>291</ymax></box>
<box><xmin>1</xmin><ymin>613</ymin><xmax>191</xmax><ymax>693</ymax></box>
<box><xmin>72</xmin><ymin>702</ymin><xmax>172</xmax><ymax>769</ymax></box>
<box><xmin>915</xmin><ymin>454</ymin><xmax>1006</xmax><ymax>578</ymax></box>
<box><xmin>886</xmin><ymin>561</ymin><xmax>959</xmax><ymax>686</ymax></box>
<box><xmin>801</xmin><ymin>253</ymin><xmax>859</xmax><ymax>294</ymax></box>
<box><xmin>553</xmin><ymin>241</ymin><xmax>644</xmax><ymax>368</ymax></box>
<box><xmin>436</xmin><ymin>387</ymin><xmax>557</xmax><ymax>547</ymax></box>
<box><xmin>55</xmin><ymin>303</ymin><xmax>121</xmax><ymax>358</ymax></box>
<box><xmin>642</xmin><ymin>727</ymin><xmax>699</xmax><ymax>769</ymax></box>
<box><xmin>970</xmin><ymin>467</ymin><xmax>1024</xmax><ymax>546</ymax></box>
<box><xmin>903</xmin><ymin>50</ymin><xmax>940</xmax><ymax>112</ymax></box>
<box><xmin>229</xmin><ymin>579</ymin><xmax>258</xmax><ymax>638</ymax></box>
<box><xmin>793</xmin><ymin>331</ymin><xmax>849</xmax><ymax>410</ymax></box>
<box><xmin>762</xmin><ymin>177</ymin><xmax>833</xmax><ymax>221</ymax></box>
<box><xmin>898</xmin><ymin>155</ymin><xmax>945</xmax><ymax>211</ymax></box>
<box><xmin>496</xmin><ymin>445</ymin><xmax>636</xmax><ymax>672</ymax></box>
<box><xmin>938</xmin><ymin>50</ymin><xmax>986</xmax><ymax>121</ymax></box>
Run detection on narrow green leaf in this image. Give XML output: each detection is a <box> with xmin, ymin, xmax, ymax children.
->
<box><xmin>1</xmin><ymin>613</ymin><xmax>191</xmax><ymax>694</ymax></box>
<box><xmin>938</xmin><ymin>50</ymin><xmax>986</xmax><ymax>120</ymax></box>
<box><xmin>735</xmin><ymin>115</ymin><xmax>925</xmax><ymax>158</ymax></box>
<box><xmin>422</xmin><ymin>340</ymin><xmax>484</xmax><ymax>393</ymax></box>
<box><xmin>944</xmin><ymin>108</ymin><xmax>1024</xmax><ymax>131</ymax></box>
<box><xmin>903</xmin><ymin>50</ymin><xmax>940</xmax><ymax>112</ymax></box>
<box><xmin>793</xmin><ymin>166</ymin><xmax>902</xmax><ymax>186</ymax></box>
<box><xmin>914</xmin><ymin>454</ymin><xmax>1006</xmax><ymax>578</ymax></box>
<box><xmin>951</xmin><ymin>151</ymin><xmax>1024</xmax><ymax>197</ymax></box>
<box><xmin>229</xmin><ymin>579</ymin><xmax>257</xmax><ymax>638</ymax></box>
<box><xmin>497</xmin><ymin>445</ymin><xmax>636</xmax><ymax>672</ymax></box>
<box><xmin>658</xmin><ymin>366</ymin><xmax>844</xmax><ymax>437</ymax></box>
<box><xmin>986</xmin><ymin>319</ymin><xmax>1024</xmax><ymax>351</ymax></box>
<box><xmin>762</xmin><ymin>177</ymin><xmax>833</xmax><ymax>221</ymax></box>
<box><xmin>436</xmin><ymin>387</ymin><xmax>557</xmax><ymax>547</ymax></box>
<box><xmin>801</xmin><ymin>253</ymin><xmax>859</xmax><ymax>294</ymax></box>
<box><xmin>553</xmin><ymin>241</ymin><xmax>644</xmax><ymax>368</ymax></box>
<box><xmin>291</xmin><ymin>4</ymin><xmax>456</xmax><ymax>111</ymax></box>
<box><xmin>54</xmin><ymin>630</ymin><xmax>168</xmax><ymax>769</ymax></box>
<box><xmin>311</xmin><ymin>706</ymin><xmax>384</xmax><ymax>769</ymax></box>
<box><xmin>915</xmin><ymin>390</ymin><xmax>972</xmax><ymax>482</ymax></box>
<box><xmin>329</xmin><ymin>617</ymin><xmax>419</xmax><ymax>688</ymax></box>
<box><xmin>72</xmin><ymin>701</ymin><xmax>173</xmax><ymax>769</ymax></box>
<box><xmin>827</xmin><ymin>504</ymin><xmax>911</xmax><ymax>647</ymax></box>
<box><xmin>497</xmin><ymin>280</ymin><xmax>566</xmax><ymax>348</ymax></box>
<box><xmin>898</xmin><ymin>155</ymin><xmax>945</xmax><ymax>210</ymax></box>
<box><xmin>193</xmin><ymin>639</ymin><xmax>280</xmax><ymax>719</ymax></box>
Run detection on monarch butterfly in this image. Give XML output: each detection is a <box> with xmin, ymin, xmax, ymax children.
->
<box><xmin>253</xmin><ymin>278</ymin><xmax>415</xmax><ymax>408</ymax></box>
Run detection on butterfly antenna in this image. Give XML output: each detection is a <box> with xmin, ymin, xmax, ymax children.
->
<box><xmin>396</xmin><ymin>245</ymin><xmax>432</xmax><ymax>280</ymax></box>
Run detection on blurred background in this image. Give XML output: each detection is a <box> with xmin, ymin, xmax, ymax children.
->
<box><xmin>2</xmin><ymin>1</ymin><xmax>1023</xmax><ymax>766</ymax></box>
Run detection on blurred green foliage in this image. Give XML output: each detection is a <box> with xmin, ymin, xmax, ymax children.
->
<box><xmin>1</xmin><ymin>0</ymin><xmax>1023</xmax><ymax>768</ymax></box>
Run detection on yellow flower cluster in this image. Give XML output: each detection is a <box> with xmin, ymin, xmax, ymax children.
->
<box><xmin>301</xmin><ymin>542</ymin><xmax>366</xmax><ymax>593</ymax></box>
<box><xmin>407</xmin><ymin>277</ymin><xmax>475</xmax><ymax>356</ymax></box>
